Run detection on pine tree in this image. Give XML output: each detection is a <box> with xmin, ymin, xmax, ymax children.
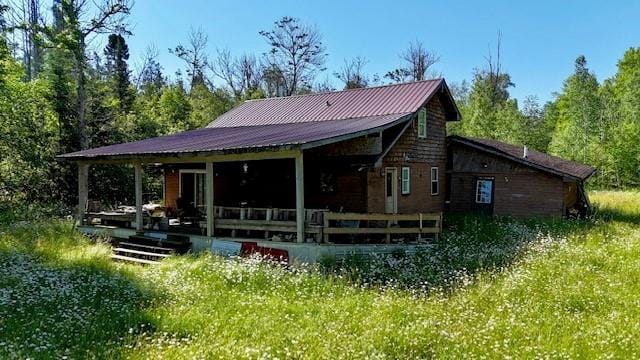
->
<box><xmin>104</xmin><ymin>33</ymin><xmax>133</xmax><ymax>112</ymax></box>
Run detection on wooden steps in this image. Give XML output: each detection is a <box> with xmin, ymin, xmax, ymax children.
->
<box><xmin>110</xmin><ymin>234</ymin><xmax>190</xmax><ymax>265</ymax></box>
<box><xmin>110</xmin><ymin>254</ymin><xmax>161</xmax><ymax>265</ymax></box>
<box><xmin>118</xmin><ymin>242</ymin><xmax>175</xmax><ymax>254</ymax></box>
<box><xmin>113</xmin><ymin>247</ymin><xmax>172</xmax><ymax>259</ymax></box>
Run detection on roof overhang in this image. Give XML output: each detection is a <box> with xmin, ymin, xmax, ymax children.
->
<box><xmin>57</xmin><ymin>114</ymin><xmax>413</xmax><ymax>164</ymax></box>
<box><xmin>431</xmin><ymin>79</ymin><xmax>462</xmax><ymax>122</ymax></box>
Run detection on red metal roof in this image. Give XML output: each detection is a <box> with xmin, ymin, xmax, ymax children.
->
<box><xmin>208</xmin><ymin>79</ymin><xmax>454</xmax><ymax>128</ymax></box>
<box><xmin>448</xmin><ymin>136</ymin><xmax>596</xmax><ymax>180</ymax></box>
<box><xmin>58</xmin><ymin>114</ymin><xmax>409</xmax><ymax>160</ymax></box>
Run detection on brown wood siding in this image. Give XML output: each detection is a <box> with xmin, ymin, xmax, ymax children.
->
<box><xmin>368</xmin><ymin>95</ymin><xmax>448</xmax><ymax>213</ymax></box>
<box><xmin>448</xmin><ymin>144</ymin><xmax>565</xmax><ymax>218</ymax></box>
<box><xmin>305</xmin><ymin>168</ymin><xmax>367</xmax><ymax>212</ymax></box>
<box><xmin>164</xmin><ymin>170</ymin><xmax>179</xmax><ymax>210</ymax></box>
<box><xmin>564</xmin><ymin>181</ymin><xmax>578</xmax><ymax>209</ymax></box>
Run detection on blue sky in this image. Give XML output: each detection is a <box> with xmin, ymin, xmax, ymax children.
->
<box><xmin>122</xmin><ymin>0</ymin><xmax>639</xmax><ymax>103</ymax></box>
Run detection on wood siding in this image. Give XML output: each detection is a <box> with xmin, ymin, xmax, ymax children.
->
<box><xmin>448</xmin><ymin>144</ymin><xmax>566</xmax><ymax>217</ymax></box>
<box><xmin>164</xmin><ymin>170</ymin><xmax>179</xmax><ymax>210</ymax></box>
<box><xmin>368</xmin><ymin>95</ymin><xmax>448</xmax><ymax>213</ymax></box>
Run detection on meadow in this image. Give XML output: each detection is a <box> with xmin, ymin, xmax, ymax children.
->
<box><xmin>1</xmin><ymin>191</ymin><xmax>639</xmax><ymax>359</ymax></box>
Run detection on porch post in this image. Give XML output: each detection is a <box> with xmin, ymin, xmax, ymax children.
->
<box><xmin>134</xmin><ymin>162</ymin><xmax>143</xmax><ymax>233</ymax></box>
<box><xmin>206</xmin><ymin>162</ymin><xmax>215</xmax><ymax>237</ymax></box>
<box><xmin>295</xmin><ymin>152</ymin><xmax>305</xmax><ymax>243</ymax></box>
<box><xmin>77</xmin><ymin>162</ymin><xmax>89</xmax><ymax>226</ymax></box>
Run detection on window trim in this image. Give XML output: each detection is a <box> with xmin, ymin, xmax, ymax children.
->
<box><xmin>430</xmin><ymin>167</ymin><xmax>439</xmax><ymax>195</ymax></box>
<box><xmin>417</xmin><ymin>108</ymin><xmax>427</xmax><ymax>138</ymax></box>
<box><xmin>475</xmin><ymin>179</ymin><xmax>493</xmax><ymax>204</ymax></box>
<box><xmin>401</xmin><ymin>167</ymin><xmax>411</xmax><ymax>195</ymax></box>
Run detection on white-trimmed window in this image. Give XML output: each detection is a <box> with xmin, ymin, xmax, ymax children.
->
<box><xmin>401</xmin><ymin>167</ymin><xmax>410</xmax><ymax>194</ymax></box>
<box><xmin>417</xmin><ymin>108</ymin><xmax>427</xmax><ymax>138</ymax></box>
<box><xmin>430</xmin><ymin>167</ymin><xmax>439</xmax><ymax>195</ymax></box>
<box><xmin>475</xmin><ymin>179</ymin><xmax>493</xmax><ymax>204</ymax></box>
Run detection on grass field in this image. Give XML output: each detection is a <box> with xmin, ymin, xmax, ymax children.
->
<box><xmin>1</xmin><ymin>191</ymin><xmax>640</xmax><ymax>358</ymax></box>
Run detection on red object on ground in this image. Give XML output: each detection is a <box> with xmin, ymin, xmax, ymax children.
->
<box><xmin>258</xmin><ymin>247</ymin><xmax>289</xmax><ymax>262</ymax></box>
<box><xmin>240</xmin><ymin>242</ymin><xmax>258</xmax><ymax>255</ymax></box>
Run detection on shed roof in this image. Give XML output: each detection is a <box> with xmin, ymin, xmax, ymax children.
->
<box><xmin>58</xmin><ymin>114</ymin><xmax>409</xmax><ymax>161</ymax></box>
<box><xmin>448</xmin><ymin>136</ymin><xmax>596</xmax><ymax>180</ymax></box>
<box><xmin>208</xmin><ymin>78</ymin><xmax>460</xmax><ymax>128</ymax></box>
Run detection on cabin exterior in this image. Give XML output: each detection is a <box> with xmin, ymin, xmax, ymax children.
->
<box><xmin>57</xmin><ymin>79</ymin><xmax>596</xmax><ymax>263</ymax></box>
<box><xmin>446</xmin><ymin>136</ymin><xmax>596</xmax><ymax>218</ymax></box>
<box><xmin>58</xmin><ymin>80</ymin><xmax>461</xmax><ymax>262</ymax></box>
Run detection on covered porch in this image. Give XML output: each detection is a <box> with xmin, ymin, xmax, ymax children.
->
<box><xmin>59</xmin><ymin>115</ymin><xmax>443</xmax><ymax>261</ymax></box>
<box><xmin>76</xmin><ymin>151</ymin><xmax>442</xmax><ymax>245</ymax></box>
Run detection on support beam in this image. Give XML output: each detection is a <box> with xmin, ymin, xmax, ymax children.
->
<box><xmin>77</xmin><ymin>163</ymin><xmax>89</xmax><ymax>226</ymax></box>
<box><xmin>206</xmin><ymin>162</ymin><xmax>215</xmax><ymax>237</ymax></box>
<box><xmin>295</xmin><ymin>152</ymin><xmax>305</xmax><ymax>243</ymax></box>
<box><xmin>134</xmin><ymin>163</ymin><xmax>143</xmax><ymax>233</ymax></box>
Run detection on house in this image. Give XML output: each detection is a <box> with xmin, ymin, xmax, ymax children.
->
<box><xmin>58</xmin><ymin>79</ymin><xmax>460</xmax><ymax>262</ymax></box>
<box><xmin>446</xmin><ymin>136</ymin><xmax>596</xmax><ymax>218</ymax></box>
<box><xmin>57</xmin><ymin>79</ymin><xmax>594</xmax><ymax>262</ymax></box>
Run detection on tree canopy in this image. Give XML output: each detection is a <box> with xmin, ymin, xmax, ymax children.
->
<box><xmin>1</xmin><ymin>3</ymin><xmax>639</xmax><ymax>215</ymax></box>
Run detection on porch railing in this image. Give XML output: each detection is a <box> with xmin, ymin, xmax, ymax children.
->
<box><xmin>85</xmin><ymin>205</ymin><xmax>442</xmax><ymax>244</ymax></box>
<box><xmin>322</xmin><ymin>212</ymin><xmax>442</xmax><ymax>243</ymax></box>
<box><xmin>212</xmin><ymin>206</ymin><xmax>325</xmax><ymax>242</ymax></box>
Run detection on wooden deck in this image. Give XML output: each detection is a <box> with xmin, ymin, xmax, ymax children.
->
<box><xmin>84</xmin><ymin>206</ymin><xmax>442</xmax><ymax>245</ymax></box>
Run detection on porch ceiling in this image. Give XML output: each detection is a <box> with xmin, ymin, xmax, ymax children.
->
<box><xmin>57</xmin><ymin>114</ymin><xmax>411</xmax><ymax>163</ymax></box>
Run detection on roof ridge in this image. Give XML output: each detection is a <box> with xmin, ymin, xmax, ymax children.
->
<box><xmin>209</xmin><ymin>113</ymin><xmax>413</xmax><ymax>129</ymax></box>
<box><xmin>243</xmin><ymin>78</ymin><xmax>444</xmax><ymax>103</ymax></box>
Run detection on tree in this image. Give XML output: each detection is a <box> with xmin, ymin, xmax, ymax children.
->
<box><xmin>334</xmin><ymin>57</ymin><xmax>368</xmax><ymax>89</ymax></box>
<box><xmin>259</xmin><ymin>16</ymin><xmax>326</xmax><ymax>96</ymax></box>
<box><xmin>458</xmin><ymin>35</ymin><xmax>517</xmax><ymax>140</ymax></box>
<box><xmin>385</xmin><ymin>41</ymin><xmax>439</xmax><ymax>83</ymax></box>
<box><xmin>6</xmin><ymin>0</ymin><xmax>44</xmax><ymax>80</ymax></box>
<box><xmin>548</xmin><ymin>56</ymin><xmax>602</xmax><ymax>165</ymax></box>
<box><xmin>0</xmin><ymin>33</ymin><xmax>58</xmax><ymax>206</ymax></box>
<box><xmin>47</xmin><ymin>0</ymin><xmax>131</xmax><ymax>150</ymax></box>
<box><xmin>211</xmin><ymin>49</ymin><xmax>262</xmax><ymax>100</ymax></box>
<box><xmin>188</xmin><ymin>83</ymin><xmax>233</xmax><ymax>129</ymax></box>
<box><xmin>104</xmin><ymin>33</ymin><xmax>133</xmax><ymax>111</ymax></box>
<box><xmin>171</xmin><ymin>27</ymin><xmax>209</xmax><ymax>89</ymax></box>
<box><xmin>135</xmin><ymin>44</ymin><xmax>165</xmax><ymax>94</ymax></box>
<box><xmin>607</xmin><ymin>48</ymin><xmax>640</xmax><ymax>187</ymax></box>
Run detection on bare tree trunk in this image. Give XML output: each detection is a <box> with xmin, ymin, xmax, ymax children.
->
<box><xmin>77</xmin><ymin>42</ymin><xmax>88</xmax><ymax>149</ymax></box>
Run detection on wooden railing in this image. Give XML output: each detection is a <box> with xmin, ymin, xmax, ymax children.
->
<box><xmin>323</xmin><ymin>212</ymin><xmax>442</xmax><ymax>243</ymax></box>
<box><xmin>86</xmin><ymin>205</ymin><xmax>442</xmax><ymax>244</ymax></box>
<box><xmin>212</xmin><ymin>206</ymin><xmax>325</xmax><ymax>241</ymax></box>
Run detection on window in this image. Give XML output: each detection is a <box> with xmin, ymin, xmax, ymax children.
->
<box><xmin>179</xmin><ymin>169</ymin><xmax>206</xmax><ymax>210</ymax></box>
<box><xmin>401</xmin><ymin>167</ymin><xmax>410</xmax><ymax>194</ymax></box>
<box><xmin>475</xmin><ymin>179</ymin><xmax>493</xmax><ymax>204</ymax></box>
<box><xmin>430</xmin><ymin>167</ymin><xmax>439</xmax><ymax>195</ymax></box>
<box><xmin>417</xmin><ymin>108</ymin><xmax>427</xmax><ymax>138</ymax></box>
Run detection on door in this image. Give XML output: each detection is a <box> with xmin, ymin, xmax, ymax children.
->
<box><xmin>179</xmin><ymin>170</ymin><xmax>206</xmax><ymax>212</ymax></box>
<box><xmin>473</xmin><ymin>177</ymin><xmax>494</xmax><ymax>214</ymax></box>
<box><xmin>384</xmin><ymin>168</ymin><xmax>398</xmax><ymax>213</ymax></box>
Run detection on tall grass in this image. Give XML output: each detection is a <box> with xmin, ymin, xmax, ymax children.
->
<box><xmin>1</xmin><ymin>191</ymin><xmax>640</xmax><ymax>358</ymax></box>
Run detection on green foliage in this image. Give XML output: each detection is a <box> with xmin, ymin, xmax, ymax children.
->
<box><xmin>2</xmin><ymin>192</ymin><xmax>640</xmax><ymax>357</ymax></box>
<box><xmin>548</xmin><ymin>56</ymin><xmax>602</xmax><ymax>164</ymax></box>
<box><xmin>453</xmin><ymin>50</ymin><xmax>640</xmax><ymax>189</ymax></box>
<box><xmin>104</xmin><ymin>33</ymin><xmax>135</xmax><ymax>112</ymax></box>
<box><xmin>0</xmin><ymin>37</ymin><xmax>59</xmax><ymax>205</ymax></box>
